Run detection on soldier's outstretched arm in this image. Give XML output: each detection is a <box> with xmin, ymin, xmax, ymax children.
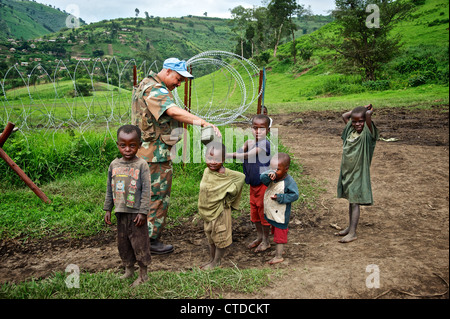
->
<box><xmin>165</xmin><ymin>106</ymin><xmax>221</xmax><ymax>137</ymax></box>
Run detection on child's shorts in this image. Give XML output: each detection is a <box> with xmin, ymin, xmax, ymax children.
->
<box><xmin>204</xmin><ymin>207</ymin><xmax>232</xmax><ymax>249</ymax></box>
<box><xmin>271</xmin><ymin>226</ymin><xmax>288</xmax><ymax>244</ymax></box>
<box><xmin>250</xmin><ymin>184</ymin><xmax>270</xmax><ymax>226</ymax></box>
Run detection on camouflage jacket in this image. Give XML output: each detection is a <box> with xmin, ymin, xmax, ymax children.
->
<box><xmin>131</xmin><ymin>71</ymin><xmax>182</xmax><ymax>163</ymax></box>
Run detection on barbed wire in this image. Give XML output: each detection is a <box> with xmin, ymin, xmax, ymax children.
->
<box><xmin>1</xmin><ymin>51</ymin><xmax>261</xmax><ymax>150</ymax></box>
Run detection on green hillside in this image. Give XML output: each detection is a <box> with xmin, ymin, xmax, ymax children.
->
<box><xmin>255</xmin><ymin>0</ymin><xmax>449</xmax><ymax>109</ymax></box>
<box><xmin>0</xmin><ymin>0</ymin><xmax>85</xmax><ymax>40</ymax></box>
<box><xmin>1</xmin><ymin>0</ymin><xmax>448</xmax><ymax>113</ymax></box>
<box><xmin>31</xmin><ymin>14</ymin><xmax>332</xmax><ymax>62</ymax></box>
<box><xmin>62</xmin><ymin>16</ymin><xmax>236</xmax><ymax>61</ymax></box>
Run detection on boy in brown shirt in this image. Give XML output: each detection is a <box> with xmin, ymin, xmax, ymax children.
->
<box><xmin>104</xmin><ymin>125</ymin><xmax>151</xmax><ymax>287</ymax></box>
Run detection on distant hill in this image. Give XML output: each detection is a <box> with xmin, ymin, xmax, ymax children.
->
<box><xmin>0</xmin><ymin>0</ymin><xmax>86</xmax><ymax>41</ymax></box>
<box><xmin>61</xmin><ymin>16</ymin><xmax>237</xmax><ymax>62</ymax></box>
<box><xmin>71</xmin><ymin>15</ymin><xmax>330</xmax><ymax>61</ymax></box>
<box><xmin>0</xmin><ymin>10</ymin><xmax>332</xmax><ymax>63</ymax></box>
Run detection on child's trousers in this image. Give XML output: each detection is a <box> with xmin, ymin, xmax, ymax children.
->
<box><xmin>116</xmin><ymin>212</ymin><xmax>152</xmax><ymax>267</ymax></box>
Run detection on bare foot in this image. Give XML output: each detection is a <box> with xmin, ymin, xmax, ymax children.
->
<box><xmin>200</xmin><ymin>260</ymin><xmax>213</xmax><ymax>269</ymax></box>
<box><xmin>200</xmin><ymin>261</ymin><xmax>221</xmax><ymax>270</ymax></box>
<box><xmin>200</xmin><ymin>263</ymin><xmax>214</xmax><ymax>270</ymax></box>
<box><xmin>130</xmin><ymin>274</ymin><xmax>148</xmax><ymax>287</ymax></box>
<box><xmin>267</xmin><ymin>257</ymin><xmax>284</xmax><ymax>265</ymax></box>
<box><xmin>335</xmin><ymin>227</ymin><xmax>349</xmax><ymax>236</ymax></box>
<box><xmin>339</xmin><ymin>233</ymin><xmax>357</xmax><ymax>243</ymax></box>
<box><xmin>120</xmin><ymin>267</ymin><xmax>134</xmax><ymax>279</ymax></box>
<box><xmin>254</xmin><ymin>242</ymin><xmax>270</xmax><ymax>253</ymax></box>
<box><xmin>270</xmin><ymin>250</ymin><xmax>285</xmax><ymax>256</ymax></box>
<box><xmin>248</xmin><ymin>239</ymin><xmax>262</xmax><ymax>249</ymax></box>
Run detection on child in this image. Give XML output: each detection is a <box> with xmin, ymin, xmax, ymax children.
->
<box><xmin>336</xmin><ymin>104</ymin><xmax>379</xmax><ymax>243</ymax></box>
<box><xmin>260</xmin><ymin>153</ymin><xmax>299</xmax><ymax>265</ymax></box>
<box><xmin>198</xmin><ymin>142</ymin><xmax>245</xmax><ymax>269</ymax></box>
<box><xmin>104</xmin><ymin>124</ymin><xmax>152</xmax><ymax>287</ymax></box>
<box><xmin>226</xmin><ymin>114</ymin><xmax>272</xmax><ymax>253</ymax></box>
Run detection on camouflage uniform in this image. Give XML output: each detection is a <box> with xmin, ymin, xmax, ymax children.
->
<box><xmin>131</xmin><ymin>71</ymin><xmax>182</xmax><ymax>240</ymax></box>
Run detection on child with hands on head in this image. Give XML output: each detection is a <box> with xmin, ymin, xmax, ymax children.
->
<box><xmin>336</xmin><ymin>104</ymin><xmax>379</xmax><ymax>243</ymax></box>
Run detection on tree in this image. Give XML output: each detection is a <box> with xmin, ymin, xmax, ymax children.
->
<box><xmin>229</xmin><ymin>6</ymin><xmax>252</xmax><ymax>58</ymax></box>
<box><xmin>252</xmin><ymin>6</ymin><xmax>270</xmax><ymax>54</ymax></box>
<box><xmin>93</xmin><ymin>49</ymin><xmax>104</xmax><ymax>57</ymax></box>
<box><xmin>267</xmin><ymin>0</ymin><xmax>304</xmax><ymax>58</ymax></box>
<box><xmin>322</xmin><ymin>0</ymin><xmax>412</xmax><ymax>81</ymax></box>
<box><xmin>245</xmin><ymin>23</ymin><xmax>255</xmax><ymax>58</ymax></box>
<box><xmin>135</xmin><ymin>8</ymin><xmax>140</xmax><ymax>17</ymax></box>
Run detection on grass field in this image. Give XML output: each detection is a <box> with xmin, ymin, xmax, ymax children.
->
<box><xmin>0</xmin><ymin>265</ymin><xmax>280</xmax><ymax>299</ymax></box>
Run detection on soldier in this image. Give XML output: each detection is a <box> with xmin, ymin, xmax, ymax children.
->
<box><xmin>132</xmin><ymin>58</ymin><xmax>221</xmax><ymax>254</ymax></box>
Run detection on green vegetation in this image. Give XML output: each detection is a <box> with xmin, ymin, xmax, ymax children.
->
<box><xmin>0</xmin><ymin>3</ymin><xmax>331</xmax><ymax>72</ymax></box>
<box><xmin>0</xmin><ymin>266</ymin><xmax>280</xmax><ymax>299</ymax></box>
<box><xmin>255</xmin><ymin>0</ymin><xmax>449</xmax><ymax>110</ymax></box>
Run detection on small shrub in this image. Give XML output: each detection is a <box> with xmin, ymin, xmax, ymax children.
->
<box><xmin>362</xmin><ymin>80</ymin><xmax>391</xmax><ymax>91</ymax></box>
<box><xmin>407</xmin><ymin>70</ymin><xmax>436</xmax><ymax>87</ymax></box>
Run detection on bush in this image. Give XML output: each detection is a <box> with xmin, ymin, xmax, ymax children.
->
<box><xmin>395</xmin><ymin>55</ymin><xmax>438</xmax><ymax>75</ymax></box>
<box><xmin>0</xmin><ymin>130</ymin><xmax>119</xmax><ymax>186</ymax></box>
<box><xmin>362</xmin><ymin>80</ymin><xmax>391</xmax><ymax>91</ymax></box>
<box><xmin>253</xmin><ymin>51</ymin><xmax>271</xmax><ymax>65</ymax></box>
<box><xmin>407</xmin><ymin>70</ymin><xmax>436</xmax><ymax>87</ymax></box>
<box><xmin>411</xmin><ymin>0</ymin><xmax>426</xmax><ymax>5</ymax></box>
<box><xmin>298</xmin><ymin>45</ymin><xmax>314</xmax><ymax>62</ymax></box>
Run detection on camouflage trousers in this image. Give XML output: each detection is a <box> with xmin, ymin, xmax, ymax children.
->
<box><xmin>147</xmin><ymin>161</ymin><xmax>173</xmax><ymax>240</ymax></box>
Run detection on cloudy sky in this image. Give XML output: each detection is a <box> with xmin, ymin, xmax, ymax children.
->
<box><xmin>37</xmin><ymin>0</ymin><xmax>336</xmax><ymax>24</ymax></box>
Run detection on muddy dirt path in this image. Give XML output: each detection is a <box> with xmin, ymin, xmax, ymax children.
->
<box><xmin>1</xmin><ymin>107</ymin><xmax>448</xmax><ymax>299</ymax></box>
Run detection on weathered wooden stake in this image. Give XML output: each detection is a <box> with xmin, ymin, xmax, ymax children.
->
<box><xmin>133</xmin><ymin>65</ymin><xmax>137</xmax><ymax>87</ymax></box>
<box><xmin>257</xmin><ymin>69</ymin><xmax>264</xmax><ymax>114</ymax></box>
<box><xmin>0</xmin><ymin>122</ymin><xmax>51</xmax><ymax>204</ymax></box>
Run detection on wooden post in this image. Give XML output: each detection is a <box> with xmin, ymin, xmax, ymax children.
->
<box><xmin>182</xmin><ymin>74</ymin><xmax>189</xmax><ymax>165</ymax></box>
<box><xmin>181</xmin><ymin>67</ymin><xmax>193</xmax><ymax>166</ymax></box>
<box><xmin>257</xmin><ymin>69</ymin><xmax>264</xmax><ymax>114</ymax></box>
<box><xmin>0</xmin><ymin>122</ymin><xmax>15</xmax><ymax>147</ymax></box>
<box><xmin>0</xmin><ymin>122</ymin><xmax>51</xmax><ymax>204</ymax></box>
<box><xmin>133</xmin><ymin>65</ymin><xmax>137</xmax><ymax>87</ymax></box>
<box><xmin>188</xmin><ymin>66</ymin><xmax>192</xmax><ymax>113</ymax></box>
